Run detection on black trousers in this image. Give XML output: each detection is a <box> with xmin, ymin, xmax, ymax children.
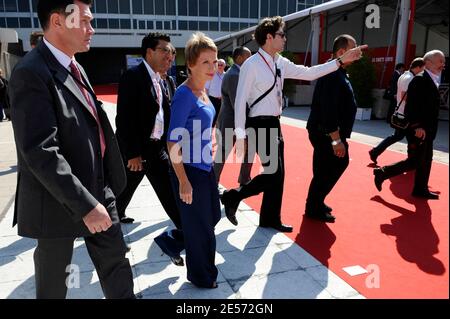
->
<box><xmin>169</xmin><ymin>165</ymin><xmax>221</xmax><ymax>288</ymax></box>
<box><xmin>116</xmin><ymin>141</ymin><xmax>182</xmax><ymax>229</ymax></box>
<box><xmin>371</xmin><ymin>128</ymin><xmax>405</xmax><ymax>157</ymax></box>
<box><xmin>33</xmin><ymin>223</ymin><xmax>134</xmax><ymax>299</ymax></box>
<box><xmin>209</xmin><ymin>96</ymin><xmax>221</xmax><ymax>127</ymax></box>
<box><xmin>381</xmin><ymin>135</ymin><xmax>434</xmax><ymax>192</ymax></box>
<box><xmin>305</xmin><ymin>133</ymin><xmax>349</xmax><ymax>214</ymax></box>
<box><xmin>232</xmin><ymin>116</ymin><xmax>285</xmax><ymax>226</ymax></box>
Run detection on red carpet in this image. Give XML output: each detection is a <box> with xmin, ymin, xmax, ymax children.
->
<box><xmin>219</xmin><ymin>125</ymin><xmax>449</xmax><ymax>299</ymax></box>
<box><xmin>95</xmin><ymin>85</ymin><xmax>448</xmax><ymax>298</ymax></box>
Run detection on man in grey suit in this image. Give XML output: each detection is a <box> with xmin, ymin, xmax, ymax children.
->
<box><xmin>8</xmin><ymin>0</ymin><xmax>134</xmax><ymax>299</ymax></box>
<box><xmin>213</xmin><ymin>47</ymin><xmax>252</xmax><ymax>190</ymax></box>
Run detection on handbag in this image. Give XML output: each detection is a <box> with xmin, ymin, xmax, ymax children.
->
<box><xmin>390</xmin><ymin>93</ymin><xmax>409</xmax><ymax>130</ymax></box>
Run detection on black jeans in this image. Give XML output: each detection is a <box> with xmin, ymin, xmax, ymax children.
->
<box><xmin>305</xmin><ymin>133</ymin><xmax>349</xmax><ymax>214</ymax></box>
<box><xmin>371</xmin><ymin>128</ymin><xmax>405</xmax><ymax>157</ymax></box>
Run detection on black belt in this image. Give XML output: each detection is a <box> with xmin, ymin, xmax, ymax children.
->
<box><xmin>249</xmin><ymin>115</ymin><xmax>280</xmax><ymax>120</ymax></box>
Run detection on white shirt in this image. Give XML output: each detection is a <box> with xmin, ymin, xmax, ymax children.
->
<box><xmin>43</xmin><ymin>37</ymin><xmax>96</xmax><ymax>107</ymax></box>
<box><xmin>205</xmin><ymin>71</ymin><xmax>225</xmax><ymax>98</ymax></box>
<box><xmin>234</xmin><ymin>48</ymin><xmax>339</xmax><ymax>139</ymax></box>
<box><xmin>143</xmin><ymin>60</ymin><xmax>164</xmax><ymax>140</ymax></box>
<box><xmin>425</xmin><ymin>69</ymin><xmax>441</xmax><ymax>89</ymax></box>
<box><xmin>396</xmin><ymin>70</ymin><xmax>414</xmax><ymax>114</ymax></box>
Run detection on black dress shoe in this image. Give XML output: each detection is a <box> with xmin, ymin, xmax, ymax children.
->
<box><xmin>154</xmin><ymin>232</ymin><xmax>184</xmax><ymax>266</ymax></box>
<box><xmin>373</xmin><ymin>168</ymin><xmax>384</xmax><ymax>191</ymax></box>
<box><xmin>304</xmin><ymin>212</ymin><xmax>336</xmax><ymax>223</ymax></box>
<box><xmin>412</xmin><ymin>190</ymin><xmax>439</xmax><ymax>200</ymax></box>
<box><xmin>369</xmin><ymin>149</ymin><xmax>378</xmax><ymax>164</ymax></box>
<box><xmin>120</xmin><ymin>216</ymin><xmax>135</xmax><ymax>224</ymax></box>
<box><xmin>220</xmin><ymin>189</ymin><xmax>240</xmax><ymax>226</ymax></box>
<box><xmin>260</xmin><ymin>223</ymin><xmax>293</xmax><ymax>233</ymax></box>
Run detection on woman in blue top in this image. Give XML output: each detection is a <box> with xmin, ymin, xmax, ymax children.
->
<box><xmin>167</xmin><ymin>32</ymin><xmax>221</xmax><ymax>289</ymax></box>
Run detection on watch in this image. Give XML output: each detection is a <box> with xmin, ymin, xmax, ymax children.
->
<box><xmin>331</xmin><ymin>139</ymin><xmax>342</xmax><ymax>146</ymax></box>
<box><xmin>337</xmin><ymin>57</ymin><xmax>344</xmax><ymax>66</ymax></box>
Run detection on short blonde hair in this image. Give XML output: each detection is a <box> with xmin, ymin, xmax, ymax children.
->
<box><xmin>185</xmin><ymin>32</ymin><xmax>217</xmax><ymax>69</ymax></box>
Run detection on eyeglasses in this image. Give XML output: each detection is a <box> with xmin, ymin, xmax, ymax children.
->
<box><xmin>275</xmin><ymin>32</ymin><xmax>286</xmax><ymax>38</ymax></box>
<box><xmin>155</xmin><ymin>46</ymin><xmax>175</xmax><ymax>55</ymax></box>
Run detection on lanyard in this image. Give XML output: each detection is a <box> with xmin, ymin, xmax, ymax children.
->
<box><xmin>258</xmin><ymin>51</ymin><xmax>277</xmax><ymax>77</ymax></box>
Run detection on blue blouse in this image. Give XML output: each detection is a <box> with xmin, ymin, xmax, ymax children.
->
<box><xmin>167</xmin><ymin>85</ymin><xmax>216</xmax><ymax>172</ymax></box>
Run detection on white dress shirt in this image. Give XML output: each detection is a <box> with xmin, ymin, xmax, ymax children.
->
<box><xmin>396</xmin><ymin>70</ymin><xmax>414</xmax><ymax>114</ymax></box>
<box><xmin>234</xmin><ymin>48</ymin><xmax>339</xmax><ymax>139</ymax></box>
<box><xmin>44</xmin><ymin>37</ymin><xmax>96</xmax><ymax>107</ymax></box>
<box><xmin>205</xmin><ymin>71</ymin><xmax>225</xmax><ymax>98</ymax></box>
<box><xmin>425</xmin><ymin>69</ymin><xmax>441</xmax><ymax>89</ymax></box>
<box><xmin>143</xmin><ymin>60</ymin><xmax>164</xmax><ymax>140</ymax></box>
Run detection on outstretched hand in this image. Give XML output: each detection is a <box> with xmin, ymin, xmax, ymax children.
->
<box><xmin>341</xmin><ymin>45</ymin><xmax>369</xmax><ymax>64</ymax></box>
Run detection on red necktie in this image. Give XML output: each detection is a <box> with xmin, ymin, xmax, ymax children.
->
<box><xmin>69</xmin><ymin>61</ymin><xmax>106</xmax><ymax>158</ymax></box>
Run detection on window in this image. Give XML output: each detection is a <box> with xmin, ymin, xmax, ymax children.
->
<box><xmin>221</xmin><ymin>0</ymin><xmax>229</xmax><ymax>18</ymax></box>
<box><xmin>144</xmin><ymin>0</ymin><xmax>154</xmax><ymax>14</ymax></box>
<box><xmin>20</xmin><ymin>18</ymin><xmax>32</xmax><ymax>28</ymax></box>
<box><xmin>133</xmin><ymin>19</ymin><xmax>138</xmax><ymax>29</ymax></box>
<box><xmin>156</xmin><ymin>21</ymin><xmax>162</xmax><ymax>29</ymax></box>
<box><xmin>269</xmin><ymin>0</ymin><xmax>277</xmax><ymax>16</ymax></box>
<box><xmin>132</xmin><ymin>0</ymin><xmax>143</xmax><ymax>14</ymax></box>
<box><xmin>120</xmin><ymin>19</ymin><xmax>131</xmax><ymax>29</ymax></box>
<box><xmin>288</xmin><ymin>0</ymin><xmax>296</xmax><ymax>13</ymax></box>
<box><xmin>147</xmin><ymin>20</ymin><xmax>154</xmax><ymax>29</ymax></box>
<box><xmin>139</xmin><ymin>20</ymin><xmax>146</xmax><ymax>29</ymax></box>
<box><xmin>166</xmin><ymin>0</ymin><xmax>176</xmax><ymax>15</ymax></box>
<box><xmin>96</xmin><ymin>0</ymin><xmax>107</xmax><ymax>13</ymax></box>
<box><xmin>230</xmin><ymin>0</ymin><xmax>238</xmax><ymax>18</ymax></box>
<box><xmin>178</xmin><ymin>0</ymin><xmax>187</xmax><ymax>15</ymax></box>
<box><xmin>18</xmin><ymin>0</ymin><xmax>30</xmax><ymax>12</ymax></box>
<box><xmin>297</xmin><ymin>4</ymin><xmax>305</xmax><ymax>11</ymax></box>
<box><xmin>230</xmin><ymin>22</ymin><xmax>239</xmax><ymax>31</ymax></box>
<box><xmin>209</xmin><ymin>21</ymin><xmax>218</xmax><ymax>31</ymax></box>
<box><xmin>6</xmin><ymin>17</ymin><xmax>19</xmax><ymax>28</ymax></box>
<box><xmin>33</xmin><ymin>18</ymin><xmax>39</xmax><ymax>28</ymax></box>
<box><xmin>279</xmin><ymin>0</ymin><xmax>286</xmax><ymax>16</ymax></box>
<box><xmin>119</xmin><ymin>0</ymin><xmax>130</xmax><ymax>14</ymax></box>
<box><xmin>220</xmin><ymin>21</ymin><xmax>229</xmax><ymax>31</ymax></box>
<box><xmin>179</xmin><ymin>20</ymin><xmax>188</xmax><ymax>30</ymax></box>
<box><xmin>239</xmin><ymin>22</ymin><xmax>249</xmax><ymax>30</ymax></box>
<box><xmin>108</xmin><ymin>0</ymin><xmax>119</xmax><ymax>14</ymax></box>
<box><xmin>199</xmin><ymin>0</ymin><xmax>208</xmax><ymax>16</ymax></box>
<box><xmin>199</xmin><ymin>21</ymin><xmax>208</xmax><ymax>30</ymax></box>
<box><xmin>164</xmin><ymin>21</ymin><xmax>171</xmax><ymax>29</ymax></box>
<box><xmin>96</xmin><ymin>18</ymin><xmax>107</xmax><ymax>28</ymax></box>
<box><xmin>189</xmin><ymin>20</ymin><xmax>198</xmax><ymax>30</ymax></box>
<box><xmin>108</xmin><ymin>19</ymin><xmax>120</xmax><ymax>29</ymax></box>
<box><xmin>0</xmin><ymin>18</ymin><xmax>5</xmax><ymax>28</ymax></box>
<box><xmin>188</xmin><ymin>0</ymin><xmax>198</xmax><ymax>16</ymax></box>
<box><xmin>4</xmin><ymin>0</ymin><xmax>17</xmax><ymax>12</ymax></box>
<box><xmin>209</xmin><ymin>0</ymin><xmax>218</xmax><ymax>16</ymax></box>
<box><xmin>240</xmin><ymin>0</ymin><xmax>248</xmax><ymax>18</ymax></box>
<box><xmin>250</xmin><ymin>0</ymin><xmax>258</xmax><ymax>18</ymax></box>
<box><xmin>260</xmin><ymin>0</ymin><xmax>269</xmax><ymax>18</ymax></box>
<box><xmin>32</xmin><ymin>0</ymin><xmax>38</xmax><ymax>12</ymax></box>
<box><xmin>155</xmin><ymin>1</ymin><xmax>165</xmax><ymax>15</ymax></box>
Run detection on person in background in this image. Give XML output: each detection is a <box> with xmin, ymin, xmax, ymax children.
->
<box><xmin>213</xmin><ymin>46</ymin><xmax>253</xmax><ymax>202</ymax></box>
<box><xmin>220</xmin><ymin>16</ymin><xmax>366</xmax><ymax>231</ymax></box>
<box><xmin>0</xmin><ymin>68</ymin><xmax>8</xmax><ymax>121</ymax></box>
<box><xmin>205</xmin><ymin>58</ymin><xmax>226</xmax><ymax>126</ymax></box>
<box><xmin>374</xmin><ymin>50</ymin><xmax>445</xmax><ymax>200</ymax></box>
<box><xmin>115</xmin><ymin>32</ymin><xmax>184</xmax><ymax>266</ymax></box>
<box><xmin>167</xmin><ymin>32</ymin><xmax>221</xmax><ymax>289</ymax></box>
<box><xmin>385</xmin><ymin>63</ymin><xmax>406</xmax><ymax>122</ymax></box>
<box><xmin>369</xmin><ymin>58</ymin><xmax>426</xmax><ymax>164</ymax></box>
<box><xmin>304</xmin><ymin>34</ymin><xmax>360</xmax><ymax>223</ymax></box>
<box><xmin>8</xmin><ymin>0</ymin><xmax>134</xmax><ymax>299</ymax></box>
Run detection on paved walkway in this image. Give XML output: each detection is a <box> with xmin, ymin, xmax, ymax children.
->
<box><xmin>0</xmin><ymin>104</ymin><xmax>447</xmax><ymax>299</ymax></box>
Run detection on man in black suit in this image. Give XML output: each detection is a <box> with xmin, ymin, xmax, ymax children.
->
<box><xmin>115</xmin><ymin>33</ymin><xmax>184</xmax><ymax>265</ymax></box>
<box><xmin>304</xmin><ymin>34</ymin><xmax>360</xmax><ymax>223</ymax></box>
<box><xmin>374</xmin><ymin>50</ymin><xmax>445</xmax><ymax>200</ymax></box>
<box><xmin>8</xmin><ymin>0</ymin><xmax>134</xmax><ymax>299</ymax></box>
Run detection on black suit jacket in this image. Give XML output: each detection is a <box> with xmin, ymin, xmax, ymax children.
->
<box><xmin>115</xmin><ymin>62</ymin><xmax>171</xmax><ymax>161</ymax></box>
<box><xmin>8</xmin><ymin>41</ymin><xmax>126</xmax><ymax>238</ymax></box>
<box><xmin>405</xmin><ymin>70</ymin><xmax>440</xmax><ymax>141</ymax></box>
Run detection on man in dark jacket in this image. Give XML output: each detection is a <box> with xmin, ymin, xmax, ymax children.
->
<box><xmin>9</xmin><ymin>0</ymin><xmax>134</xmax><ymax>298</ymax></box>
<box><xmin>304</xmin><ymin>34</ymin><xmax>360</xmax><ymax>223</ymax></box>
<box><xmin>374</xmin><ymin>50</ymin><xmax>445</xmax><ymax>200</ymax></box>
